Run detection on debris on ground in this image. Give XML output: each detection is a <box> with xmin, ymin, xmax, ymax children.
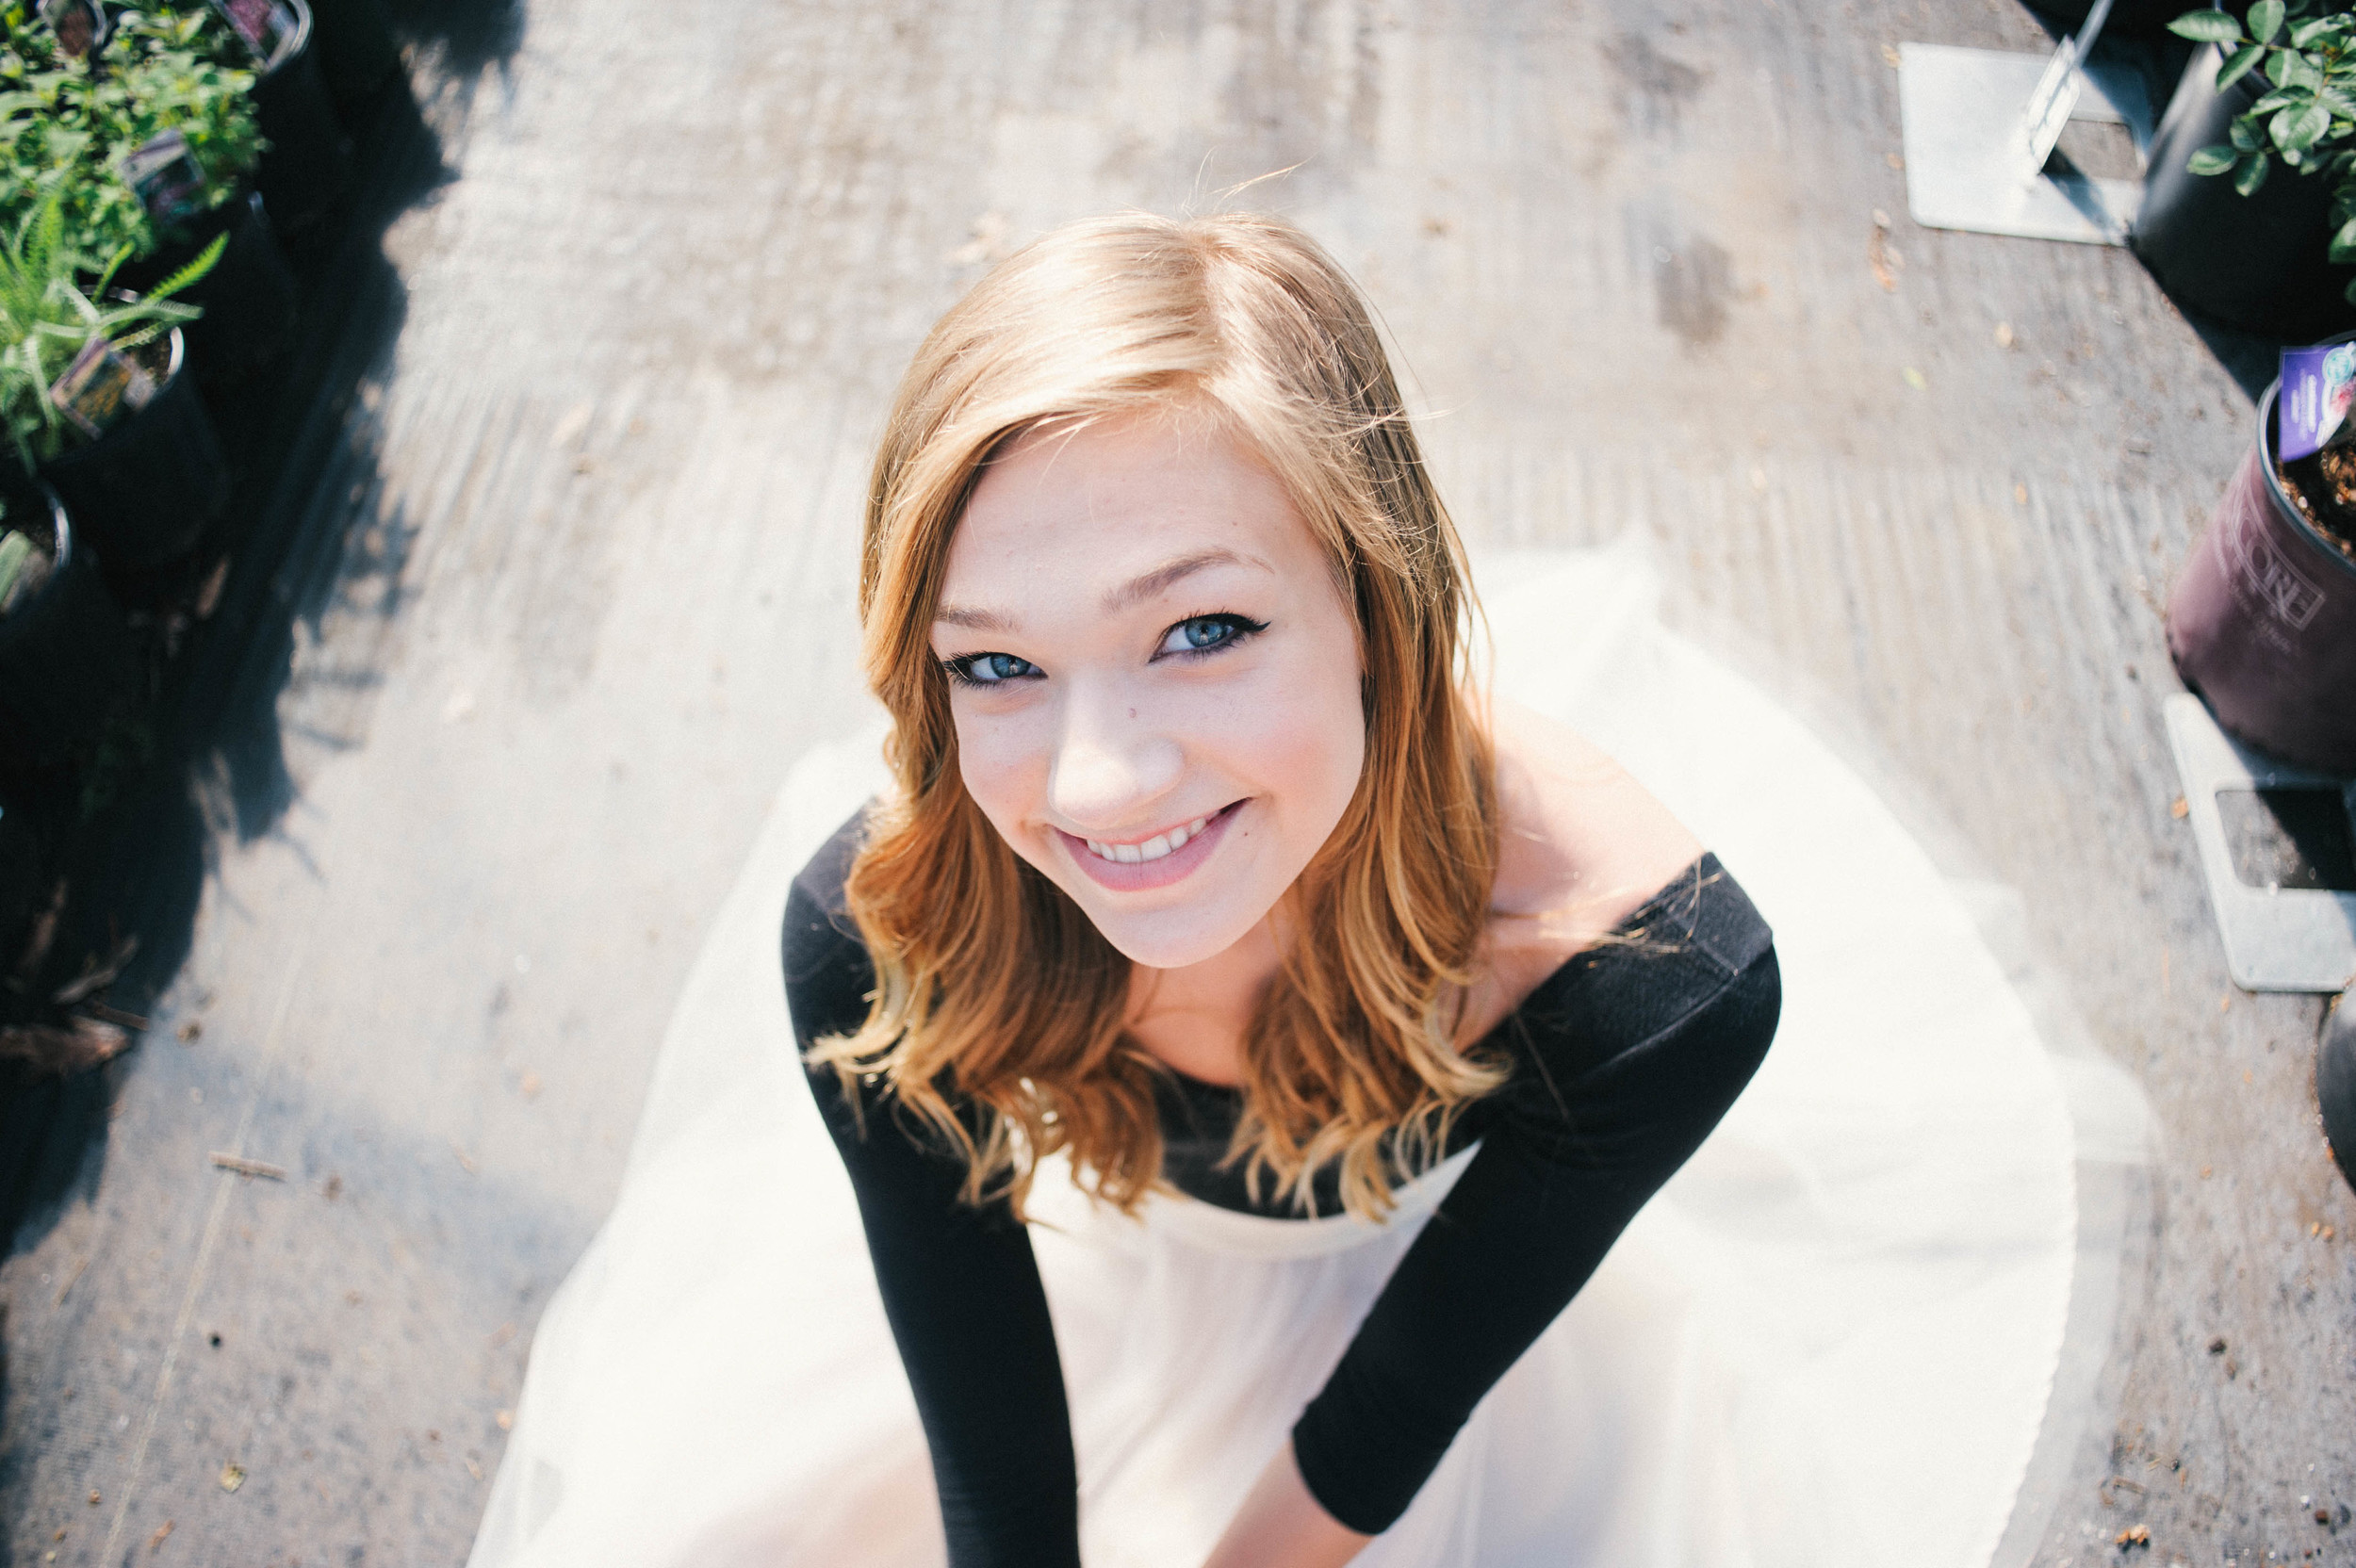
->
<box><xmin>52</xmin><ymin>936</ymin><xmax>138</xmax><ymax>1005</ymax></box>
<box><xmin>0</xmin><ymin>1019</ymin><xmax>129</xmax><ymax>1072</ymax></box>
<box><xmin>217</xmin><ymin>1462</ymin><xmax>243</xmax><ymax>1494</ymax></box>
<box><xmin>208</xmin><ymin>1152</ymin><xmax>286</xmax><ymax>1180</ymax></box>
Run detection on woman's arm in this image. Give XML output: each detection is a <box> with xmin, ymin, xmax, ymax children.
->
<box><xmin>785</xmin><ymin>825</ymin><xmax>1083</xmax><ymax>1568</ymax></box>
<box><xmin>1199</xmin><ymin>1440</ymin><xmax>1371</xmax><ymax>1568</ymax></box>
<box><xmin>1286</xmin><ymin>861</ymin><xmax>1781</xmax><ymax>1538</ymax></box>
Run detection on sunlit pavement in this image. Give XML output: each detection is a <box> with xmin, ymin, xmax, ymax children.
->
<box><xmin>2</xmin><ymin>3</ymin><xmax>2348</xmax><ymax>1563</ymax></box>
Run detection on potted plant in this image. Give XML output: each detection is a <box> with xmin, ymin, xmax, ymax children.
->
<box><xmin>303</xmin><ymin>0</ymin><xmax>402</xmax><ymax>127</ymax></box>
<box><xmin>0</xmin><ymin>197</ymin><xmax>228</xmax><ymax>570</ymax></box>
<box><xmin>0</xmin><ymin>485</ymin><xmax>138</xmax><ymax>762</ymax></box>
<box><xmin>2167</xmin><ymin>335</ymin><xmax>2356</xmax><ymax>770</ymax></box>
<box><xmin>1</xmin><ymin>2</ymin><xmax>298</xmax><ymax>379</ymax></box>
<box><xmin>2135</xmin><ymin>2</ymin><xmax>2356</xmax><ymax>337</ymax></box>
<box><xmin>2323</xmin><ymin>989</ymin><xmax>2356</xmax><ymax>1195</ymax></box>
<box><xmin>183</xmin><ymin>0</ymin><xmax>352</xmax><ymax>238</ymax></box>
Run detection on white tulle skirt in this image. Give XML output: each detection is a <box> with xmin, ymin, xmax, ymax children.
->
<box><xmin>467</xmin><ymin>548</ymin><xmax>2083</xmax><ymax>1568</ymax></box>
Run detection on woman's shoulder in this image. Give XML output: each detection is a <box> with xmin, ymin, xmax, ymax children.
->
<box><xmin>1479</xmin><ymin>698</ymin><xmax>1710</xmax><ymax>998</ymax></box>
<box><xmin>783</xmin><ymin>808</ymin><xmax>873</xmax><ymax>989</ymax></box>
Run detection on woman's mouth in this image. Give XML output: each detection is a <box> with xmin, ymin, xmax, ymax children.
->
<box><xmin>1056</xmin><ymin>801</ymin><xmax>1244</xmax><ymax>891</ymax></box>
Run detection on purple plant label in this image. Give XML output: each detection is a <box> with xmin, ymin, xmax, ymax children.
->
<box><xmin>2277</xmin><ymin>340</ymin><xmax>2356</xmax><ymax>461</ymax></box>
<box><xmin>122</xmin><ymin>131</ymin><xmax>206</xmax><ymax>226</ymax></box>
<box><xmin>210</xmin><ymin>0</ymin><xmax>299</xmax><ymax>61</ymax></box>
<box><xmin>38</xmin><ymin>0</ymin><xmax>105</xmax><ymax>57</ymax></box>
<box><xmin>49</xmin><ymin>337</ymin><xmax>157</xmax><ymax>441</ymax></box>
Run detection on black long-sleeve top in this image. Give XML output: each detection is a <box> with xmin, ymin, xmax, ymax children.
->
<box><xmin>784</xmin><ymin>810</ymin><xmax>1780</xmax><ymax>1565</ymax></box>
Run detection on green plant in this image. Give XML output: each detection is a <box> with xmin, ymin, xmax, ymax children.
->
<box><xmin>2170</xmin><ymin>2</ymin><xmax>2356</xmax><ymax>302</ymax></box>
<box><xmin>0</xmin><ymin>195</ymin><xmax>219</xmax><ymax>470</ymax></box>
<box><xmin>0</xmin><ymin>4</ymin><xmax>262</xmax><ymax>270</ymax></box>
<box><xmin>0</xmin><ymin>498</ymin><xmax>38</xmax><ymax>612</ymax></box>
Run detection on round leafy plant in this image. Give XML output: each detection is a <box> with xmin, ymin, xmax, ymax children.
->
<box><xmin>0</xmin><ymin>4</ymin><xmax>262</xmax><ymax>273</ymax></box>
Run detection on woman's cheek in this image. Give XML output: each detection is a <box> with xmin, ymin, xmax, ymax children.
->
<box><xmin>1204</xmin><ymin>668</ymin><xmax>1363</xmax><ymax>823</ymax></box>
<box><xmin>953</xmin><ymin>708</ymin><xmax>1047</xmax><ymax>838</ymax></box>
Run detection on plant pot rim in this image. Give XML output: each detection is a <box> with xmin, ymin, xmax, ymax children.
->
<box><xmin>2257</xmin><ymin>374</ymin><xmax>2356</xmax><ymax>587</ymax></box>
<box><xmin>2</xmin><ymin>486</ymin><xmax>78</xmax><ymax>616</ymax></box>
<box><xmin>260</xmin><ymin>0</ymin><xmax>315</xmax><ymax>77</ymax></box>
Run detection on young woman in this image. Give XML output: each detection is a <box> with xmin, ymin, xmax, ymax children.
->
<box><xmin>789</xmin><ymin>210</ymin><xmax>1774</xmax><ymax>1568</ymax></box>
<box><xmin>469</xmin><ymin>212</ymin><xmax>2080</xmax><ymax>1568</ymax></box>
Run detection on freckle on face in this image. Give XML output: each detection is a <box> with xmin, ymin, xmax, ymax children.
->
<box><xmin>936</xmin><ymin>414</ymin><xmax>1366</xmax><ymax>970</ymax></box>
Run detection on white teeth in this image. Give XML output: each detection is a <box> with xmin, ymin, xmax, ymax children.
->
<box><xmin>1080</xmin><ymin>813</ymin><xmax>1217</xmax><ymax>865</ymax></box>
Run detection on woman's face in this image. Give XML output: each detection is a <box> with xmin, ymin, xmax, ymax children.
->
<box><xmin>933</xmin><ymin>413</ymin><xmax>1366</xmax><ymax>971</ymax></box>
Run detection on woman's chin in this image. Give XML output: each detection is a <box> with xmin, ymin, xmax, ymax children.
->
<box><xmin>1081</xmin><ymin>903</ymin><xmax>1265</xmax><ymax>972</ymax></box>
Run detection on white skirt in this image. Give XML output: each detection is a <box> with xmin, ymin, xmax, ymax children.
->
<box><xmin>467</xmin><ymin>547</ymin><xmax>2084</xmax><ymax>1568</ymax></box>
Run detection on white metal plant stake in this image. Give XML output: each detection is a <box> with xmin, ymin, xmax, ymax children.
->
<box><xmin>1899</xmin><ymin>0</ymin><xmax>2157</xmax><ymax>244</ymax></box>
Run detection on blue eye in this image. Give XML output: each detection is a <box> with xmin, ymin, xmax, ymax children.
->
<box><xmin>943</xmin><ymin>651</ymin><xmax>1040</xmax><ymax>687</ymax></box>
<box><xmin>1156</xmin><ymin>614</ymin><xmax>1268</xmax><ymax>659</ymax></box>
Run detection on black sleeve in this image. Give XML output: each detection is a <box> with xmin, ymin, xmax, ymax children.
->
<box><xmin>783</xmin><ymin>813</ymin><xmax>1081</xmax><ymax>1568</ymax></box>
<box><xmin>1290</xmin><ymin>857</ymin><xmax>1781</xmax><ymax>1535</ymax></box>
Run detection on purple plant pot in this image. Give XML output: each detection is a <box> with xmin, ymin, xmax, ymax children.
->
<box><xmin>2167</xmin><ymin>382</ymin><xmax>2356</xmax><ymax>773</ymax></box>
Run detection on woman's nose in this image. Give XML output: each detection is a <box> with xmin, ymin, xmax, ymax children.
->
<box><xmin>1046</xmin><ymin>683</ymin><xmax>1183</xmax><ymax>830</ymax></box>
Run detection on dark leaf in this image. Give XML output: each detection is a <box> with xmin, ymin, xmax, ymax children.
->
<box><xmin>2278</xmin><ymin>101</ymin><xmax>2332</xmax><ymax>149</ymax></box>
<box><xmin>2219</xmin><ymin>41</ymin><xmax>2268</xmax><ymax>89</ymax></box>
<box><xmin>2170</xmin><ymin>8</ymin><xmax>2248</xmax><ymax>41</ymax></box>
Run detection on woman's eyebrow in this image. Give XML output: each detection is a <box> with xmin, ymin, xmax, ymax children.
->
<box><xmin>1101</xmin><ymin>548</ymin><xmax>1268</xmax><ymax>613</ymax></box>
<box><xmin>934</xmin><ymin>549</ymin><xmax>1269</xmax><ymax>631</ymax></box>
<box><xmin>934</xmin><ymin>603</ymin><xmax>1015</xmax><ymax>631</ymax></box>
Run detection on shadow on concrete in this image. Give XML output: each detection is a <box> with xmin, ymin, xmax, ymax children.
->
<box><xmin>0</xmin><ymin>0</ymin><xmax>526</xmax><ymax>1312</ymax></box>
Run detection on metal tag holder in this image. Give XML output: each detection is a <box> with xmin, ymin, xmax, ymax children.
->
<box><xmin>2165</xmin><ymin>694</ymin><xmax>2356</xmax><ymax>993</ymax></box>
<box><xmin>1899</xmin><ymin>0</ymin><xmax>2154</xmax><ymax>246</ymax></box>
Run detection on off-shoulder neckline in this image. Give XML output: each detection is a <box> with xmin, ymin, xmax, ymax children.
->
<box><xmin>1155</xmin><ymin>851</ymin><xmax>1722</xmax><ymax>1099</ymax></box>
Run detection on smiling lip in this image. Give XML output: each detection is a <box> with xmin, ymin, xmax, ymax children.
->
<box><xmin>1056</xmin><ymin>802</ymin><xmax>1244</xmax><ymax>892</ymax></box>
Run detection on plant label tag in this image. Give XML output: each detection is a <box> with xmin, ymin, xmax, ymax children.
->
<box><xmin>37</xmin><ymin>0</ymin><xmax>106</xmax><ymax>57</ymax></box>
<box><xmin>49</xmin><ymin>337</ymin><xmax>158</xmax><ymax>442</ymax></box>
<box><xmin>2279</xmin><ymin>340</ymin><xmax>2356</xmax><ymax>462</ymax></box>
<box><xmin>209</xmin><ymin>0</ymin><xmax>299</xmax><ymax>62</ymax></box>
<box><xmin>122</xmin><ymin>131</ymin><xmax>207</xmax><ymax>227</ymax></box>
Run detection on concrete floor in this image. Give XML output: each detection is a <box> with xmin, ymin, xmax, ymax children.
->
<box><xmin>3</xmin><ymin>0</ymin><xmax>2351</xmax><ymax>1563</ymax></box>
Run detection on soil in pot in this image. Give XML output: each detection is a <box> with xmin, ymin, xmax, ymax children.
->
<box><xmin>2276</xmin><ymin>449</ymin><xmax>2356</xmax><ymax>568</ymax></box>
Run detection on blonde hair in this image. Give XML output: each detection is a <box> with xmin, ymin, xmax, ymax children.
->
<box><xmin>812</xmin><ymin>211</ymin><xmax>1501</xmax><ymax>1220</ymax></box>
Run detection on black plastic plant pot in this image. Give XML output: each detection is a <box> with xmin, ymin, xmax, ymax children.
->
<box><xmin>306</xmin><ymin>0</ymin><xmax>403</xmax><ymax>124</ymax></box>
<box><xmin>2320</xmin><ymin>991</ymin><xmax>2356</xmax><ymax>1195</ymax></box>
<box><xmin>2133</xmin><ymin>50</ymin><xmax>2356</xmax><ymax>340</ymax></box>
<box><xmin>0</xmin><ymin>491</ymin><xmax>139</xmax><ymax>765</ymax></box>
<box><xmin>119</xmin><ymin>193</ymin><xmax>298</xmax><ymax>386</ymax></box>
<box><xmin>38</xmin><ymin>330</ymin><xmax>231</xmax><ymax>573</ymax></box>
<box><xmin>2021</xmin><ymin>0</ymin><xmax>2201</xmax><ymax>40</ymax></box>
<box><xmin>251</xmin><ymin>0</ymin><xmax>354</xmax><ymax>237</ymax></box>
